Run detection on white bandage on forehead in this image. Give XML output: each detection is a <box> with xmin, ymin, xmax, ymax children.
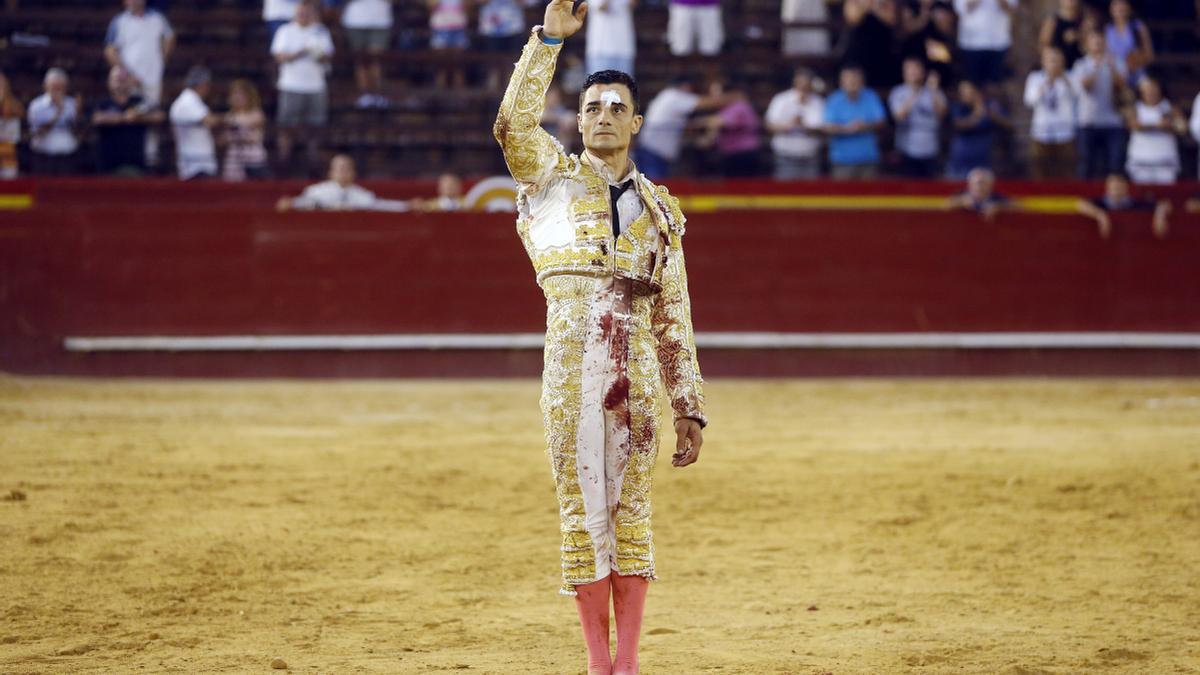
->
<box><xmin>600</xmin><ymin>90</ymin><xmax>623</xmax><ymax>108</ymax></box>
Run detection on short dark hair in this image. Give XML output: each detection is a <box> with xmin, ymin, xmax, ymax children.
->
<box><xmin>579</xmin><ymin>70</ymin><xmax>641</xmax><ymax>115</ymax></box>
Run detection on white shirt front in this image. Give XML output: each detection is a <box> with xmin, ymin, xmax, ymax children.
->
<box><xmin>1023</xmin><ymin>70</ymin><xmax>1076</xmax><ymax>143</ymax></box>
<box><xmin>293</xmin><ymin>180</ymin><xmax>378</xmax><ymax>210</ymax></box>
<box><xmin>638</xmin><ymin>87</ymin><xmax>701</xmax><ymax>161</ymax></box>
<box><xmin>271</xmin><ymin>22</ymin><xmax>334</xmax><ymax>93</ymax></box>
<box><xmin>105</xmin><ymin>10</ymin><xmax>172</xmax><ymax>93</ymax></box>
<box><xmin>342</xmin><ymin>0</ymin><xmax>393</xmax><ymax>29</ymax></box>
<box><xmin>1127</xmin><ymin>100</ymin><xmax>1179</xmax><ymax>172</ymax></box>
<box><xmin>954</xmin><ymin>0</ymin><xmax>1016</xmax><ymax>50</ymax></box>
<box><xmin>263</xmin><ymin>0</ymin><xmax>301</xmax><ymax>22</ymax></box>
<box><xmin>586</xmin><ymin>0</ymin><xmax>636</xmax><ymax>58</ymax></box>
<box><xmin>765</xmin><ymin>88</ymin><xmax>825</xmax><ymax>159</ymax></box>
<box><xmin>27</xmin><ymin>93</ymin><xmax>79</xmax><ymax>155</ymax></box>
<box><xmin>169</xmin><ymin>88</ymin><xmax>217</xmax><ymax>179</ymax></box>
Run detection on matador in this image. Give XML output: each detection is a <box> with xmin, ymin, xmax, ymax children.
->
<box><xmin>493</xmin><ymin>2</ymin><xmax>707</xmax><ymax>674</ymax></box>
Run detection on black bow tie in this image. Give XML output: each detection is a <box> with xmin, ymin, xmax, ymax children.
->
<box><xmin>609</xmin><ymin>180</ymin><xmax>634</xmax><ymax>239</ymax></box>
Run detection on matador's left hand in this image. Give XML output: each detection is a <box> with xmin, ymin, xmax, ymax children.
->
<box><xmin>671</xmin><ymin>419</ymin><xmax>703</xmax><ymax>468</ymax></box>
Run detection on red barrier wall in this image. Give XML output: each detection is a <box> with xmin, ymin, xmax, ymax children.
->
<box><xmin>3</xmin><ymin>191</ymin><xmax>1199</xmax><ymax>376</ymax></box>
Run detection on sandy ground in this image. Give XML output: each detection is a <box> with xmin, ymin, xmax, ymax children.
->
<box><xmin>1</xmin><ymin>376</ymin><xmax>1198</xmax><ymax>674</ymax></box>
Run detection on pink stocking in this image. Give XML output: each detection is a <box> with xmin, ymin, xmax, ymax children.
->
<box><xmin>611</xmin><ymin>572</ymin><xmax>648</xmax><ymax>675</ymax></box>
<box><xmin>574</xmin><ymin>576</ymin><xmax>613</xmax><ymax>675</ymax></box>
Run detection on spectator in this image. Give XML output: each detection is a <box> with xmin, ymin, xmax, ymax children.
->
<box><xmin>823</xmin><ymin>65</ymin><xmax>887</xmax><ymax>179</ymax></box>
<box><xmin>27</xmin><ymin>68</ymin><xmax>80</xmax><ymax>176</ymax></box>
<box><xmin>0</xmin><ymin>71</ymin><xmax>24</xmax><ymax>179</ymax></box>
<box><xmin>636</xmin><ymin>77</ymin><xmax>724</xmax><ymax>180</ymax></box>
<box><xmin>946</xmin><ymin>167</ymin><xmax>1012</xmax><ymax>221</ymax></box>
<box><xmin>169</xmin><ymin>66</ymin><xmax>218</xmax><ymax>180</ymax></box>
<box><xmin>585</xmin><ymin>0</ymin><xmax>637</xmax><ymax>76</ymax></box>
<box><xmin>954</xmin><ymin>0</ymin><xmax>1017</xmax><ymax>86</ymax></box>
<box><xmin>1070</xmin><ymin>30</ymin><xmax>1127</xmax><ymax>178</ymax></box>
<box><xmin>765</xmin><ymin>67</ymin><xmax>826</xmax><ymax>179</ymax></box>
<box><xmin>700</xmin><ymin>83</ymin><xmax>762</xmax><ymax>177</ymax></box>
<box><xmin>1039</xmin><ymin>0</ymin><xmax>1086</xmax><ymax>69</ymax></box>
<box><xmin>342</xmin><ymin>0</ymin><xmax>392</xmax><ymax>109</ymax></box>
<box><xmin>1125</xmin><ymin>74</ymin><xmax>1184</xmax><ymax>185</ymax></box>
<box><xmin>480</xmin><ymin>0</ymin><xmax>530</xmax><ymax>91</ymax></box>
<box><xmin>899</xmin><ymin>0</ymin><xmax>957</xmax><ymax>87</ymax></box>
<box><xmin>104</xmin><ymin>0</ymin><xmax>174</xmax><ymax>107</ymax></box>
<box><xmin>1103</xmin><ymin>0</ymin><xmax>1152</xmax><ymax>84</ymax></box>
<box><xmin>1024</xmin><ymin>46</ymin><xmax>1077</xmax><ymax>179</ymax></box>
<box><xmin>264</xmin><ymin>0</ymin><xmax>302</xmax><ymax>43</ymax></box>
<box><xmin>541</xmin><ymin>84</ymin><xmax>578</xmax><ymax>152</ymax></box>
<box><xmin>668</xmin><ymin>0</ymin><xmax>723</xmax><ymax>56</ymax></box>
<box><xmin>782</xmin><ymin>0</ymin><xmax>830</xmax><ymax>57</ymax></box>
<box><xmin>276</xmin><ymin>154</ymin><xmax>407</xmax><ymax>211</ymax></box>
<box><xmin>272</xmin><ymin>0</ymin><xmax>334</xmax><ymax>176</ymax></box>
<box><xmin>222</xmin><ymin>79</ymin><xmax>269</xmax><ymax>181</ymax></box>
<box><xmin>888</xmin><ymin>57</ymin><xmax>947</xmax><ymax>178</ymax></box>
<box><xmin>841</xmin><ymin>0</ymin><xmax>900</xmax><ymax>90</ymax></box>
<box><xmin>428</xmin><ymin>0</ymin><xmax>469</xmax><ymax>88</ymax></box>
<box><xmin>947</xmin><ymin>79</ymin><xmax>1008</xmax><ymax>178</ymax></box>
<box><xmin>415</xmin><ymin>172</ymin><xmax>466</xmax><ymax>211</ymax></box>
<box><xmin>1075</xmin><ymin>172</ymin><xmax>1170</xmax><ymax>238</ymax></box>
<box><xmin>92</xmin><ymin>66</ymin><xmax>162</xmax><ymax>176</ymax></box>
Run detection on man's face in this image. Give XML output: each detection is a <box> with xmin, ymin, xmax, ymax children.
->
<box><xmin>578</xmin><ymin>84</ymin><xmax>643</xmax><ymax>155</ymax></box>
<box><xmin>1042</xmin><ymin>48</ymin><xmax>1065</xmax><ymax>75</ymax></box>
<box><xmin>968</xmin><ymin>171</ymin><xmax>993</xmax><ymax>198</ymax></box>
<box><xmin>792</xmin><ymin>72</ymin><xmax>811</xmax><ymax>92</ymax></box>
<box><xmin>840</xmin><ymin>69</ymin><xmax>863</xmax><ymax>95</ymax></box>
<box><xmin>330</xmin><ymin>157</ymin><xmax>355</xmax><ymax>186</ymax></box>
<box><xmin>45</xmin><ymin>76</ymin><xmax>66</xmax><ymax>98</ymax></box>
<box><xmin>1105</xmin><ymin>175</ymin><xmax>1129</xmax><ymax>201</ymax></box>
<box><xmin>902</xmin><ymin>59</ymin><xmax>925</xmax><ymax>85</ymax></box>
<box><xmin>1085</xmin><ymin>31</ymin><xmax>1105</xmax><ymax>57</ymax></box>
<box><xmin>438</xmin><ymin>173</ymin><xmax>462</xmax><ymax>199</ymax></box>
<box><xmin>108</xmin><ymin>69</ymin><xmax>133</xmax><ymax>97</ymax></box>
<box><xmin>296</xmin><ymin>2</ymin><xmax>314</xmax><ymax>25</ymax></box>
<box><xmin>125</xmin><ymin>0</ymin><xmax>146</xmax><ymax>14</ymax></box>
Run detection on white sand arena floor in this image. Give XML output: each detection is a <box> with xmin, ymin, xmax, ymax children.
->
<box><xmin>1</xmin><ymin>376</ymin><xmax>1198</xmax><ymax>674</ymax></box>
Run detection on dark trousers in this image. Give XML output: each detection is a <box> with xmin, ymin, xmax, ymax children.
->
<box><xmin>898</xmin><ymin>154</ymin><xmax>940</xmax><ymax>179</ymax></box>
<box><xmin>1076</xmin><ymin>126</ymin><xmax>1127</xmax><ymax>179</ymax></box>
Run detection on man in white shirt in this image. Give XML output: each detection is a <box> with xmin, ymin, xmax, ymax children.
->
<box><xmin>635</xmin><ymin>77</ymin><xmax>724</xmax><ymax>179</ymax></box>
<box><xmin>764</xmin><ymin>67</ymin><xmax>825</xmax><ymax>179</ymax></box>
<box><xmin>342</xmin><ymin>0</ymin><xmax>393</xmax><ymax>109</ymax></box>
<box><xmin>264</xmin><ymin>0</ymin><xmax>302</xmax><ymax>43</ymax></box>
<box><xmin>276</xmin><ymin>154</ymin><xmax>408</xmax><ymax>211</ymax></box>
<box><xmin>169</xmin><ymin>66</ymin><xmax>218</xmax><ymax>180</ymax></box>
<box><xmin>271</xmin><ymin>0</ymin><xmax>334</xmax><ymax>176</ymax></box>
<box><xmin>585</xmin><ymin>0</ymin><xmax>636</xmax><ymax>76</ymax></box>
<box><xmin>1024</xmin><ymin>46</ymin><xmax>1077</xmax><ymax>179</ymax></box>
<box><xmin>954</xmin><ymin>0</ymin><xmax>1017</xmax><ymax>86</ymax></box>
<box><xmin>27</xmin><ymin>68</ymin><xmax>80</xmax><ymax>176</ymax></box>
<box><xmin>104</xmin><ymin>0</ymin><xmax>174</xmax><ymax>107</ymax></box>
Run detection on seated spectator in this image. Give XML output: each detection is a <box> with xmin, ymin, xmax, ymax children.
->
<box><xmin>823</xmin><ymin>65</ymin><xmax>887</xmax><ymax>179</ymax></box>
<box><xmin>1075</xmin><ymin>172</ymin><xmax>1170</xmax><ymax>238</ymax></box>
<box><xmin>955</xmin><ymin>0</ymin><xmax>1017</xmax><ymax>86</ymax></box>
<box><xmin>0</xmin><ymin>71</ymin><xmax>25</xmax><ymax>179</ymax></box>
<box><xmin>92</xmin><ymin>66</ymin><xmax>162</xmax><ymax>176</ymax></box>
<box><xmin>264</xmin><ymin>0</ymin><xmax>302</xmax><ymax>43</ymax></box>
<box><xmin>1071</xmin><ymin>30</ymin><xmax>1128</xmax><ymax>178</ymax></box>
<box><xmin>272</xmin><ymin>0</ymin><xmax>334</xmax><ymax>177</ymax></box>
<box><xmin>1024</xmin><ymin>46</ymin><xmax>1077</xmax><ymax>179</ymax></box>
<box><xmin>1104</xmin><ymin>0</ymin><xmax>1153</xmax><ymax>84</ymax></box>
<box><xmin>946</xmin><ymin>167</ymin><xmax>1012</xmax><ymax>221</ymax></box>
<box><xmin>429</xmin><ymin>0</ymin><xmax>469</xmax><ymax>88</ymax></box>
<box><xmin>899</xmin><ymin>0</ymin><xmax>957</xmax><ymax>87</ymax></box>
<box><xmin>27</xmin><ymin>68</ymin><xmax>80</xmax><ymax>176</ymax></box>
<box><xmin>947</xmin><ymin>79</ymin><xmax>1008</xmax><ymax>178</ymax></box>
<box><xmin>888</xmin><ymin>57</ymin><xmax>947</xmax><ymax>178</ymax></box>
<box><xmin>412</xmin><ymin>172</ymin><xmax>466</xmax><ymax>211</ymax></box>
<box><xmin>104</xmin><ymin>0</ymin><xmax>173</xmax><ymax>108</ymax></box>
<box><xmin>276</xmin><ymin>154</ymin><xmax>408</xmax><ymax>211</ymax></box>
<box><xmin>668</xmin><ymin>0</ymin><xmax>723</xmax><ymax>56</ymax></box>
<box><xmin>782</xmin><ymin>0</ymin><xmax>831</xmax><ymax>57</ymax></box>
<box><xmin>1125</xmin><ymin>74</ymin><xmax>1184</xmax><ymax>185</ymax></box>
<box><xmin>699</xmin><ymin>83</ymin><xmax>762</xmax><ymax>177</ymax></box>
<box><xmin>765</xmin><ymin>67</ymin><xmax>825</xmax><ymax>179</ymax></box>
<box><xmin>1039</xmin><ymin>0</ymin><xmax>1086</xmax><ymax>68</ymax></box>
<box><xmin>636</xmin><ymin>77</ymin><xmax>725</xmax><ymax>180</ymax></box>
<box><xmin>342</xmin><ymin>0</ymin><xmax>392</xmax><ymax>109</ymax></box>
<box><xmin>841</xmin><ymin>0</ymin><xmax>899</xmax><ymax>90</ymax></box>
<box><xmin>585</xmin><ymin>0</ymin><xmax>637</xmax><ymax>76</ymax></box>
<box><xmin>169</xmin><ymin>66</ymin><xmax>218</xmax><ymax>180</ymax></box>
<box><xmin>222</xmin><ymin>79</ymin><xmax>269</xmax><ymax>182</ymax></box>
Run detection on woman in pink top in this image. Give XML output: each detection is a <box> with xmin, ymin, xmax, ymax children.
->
<box><xmin>701</xmin><ymin>83</ymin><xmax>763</xmax><ymax>176</ymax></box>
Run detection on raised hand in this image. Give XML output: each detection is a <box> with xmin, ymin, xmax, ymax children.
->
<box><xmin>543</xmin><ymin>0</ymin><xmax>588</xmax><ymax>40</ymax></box>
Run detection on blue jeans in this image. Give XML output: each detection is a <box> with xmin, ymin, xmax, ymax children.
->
<box><xmin>1076</xmin><ymin>126</ymin><xmax>1127</xmax><ymax>179</ymax></box>
<box><xmin>961</xmin><ymin>49</ymin><xmax>1008</xmax><ymax>85</ymax></box>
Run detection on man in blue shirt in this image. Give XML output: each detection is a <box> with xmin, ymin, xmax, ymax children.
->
<box><xmin>823</xmin><ymin>64</ymin><xmax>887</xmax><ymax>178</ymax></box>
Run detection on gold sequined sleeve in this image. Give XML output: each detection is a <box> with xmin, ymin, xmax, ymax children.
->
<box><xmin>651</xmin><ymin>199</ymin><xmax>708</xmax><ymax>429</ymax></box>
<box><xmin>493</xmin><ymin>28</ymin><xmax>567</xmax><ymax>191</ymax></box>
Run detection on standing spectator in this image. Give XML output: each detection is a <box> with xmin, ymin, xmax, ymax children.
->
<box><xmin>841</xmin><ymin>0</ymin><xmax>900</xmax><ymax>90</ymax></box>
<box><xmin>92</xmin><ymin>66</ymin><xmax>162</xmax><ymax>175</ymax></box>
<box><xmin>889</xmin><ymin>57</ymin><xmax>947</xmax><ymax>177</ymax></box>
<box><xmin>1070</xmin><ymin>30</ymin><xmax>1127</xmax><ymax>178</ymax></box>
<box><xmin>782</xmin><ymin>0</ymin><xmax>830</xmax><ymax>57</ymax></box>
<box><xmin>264</xmin><ymin>0</ymin><xmax>302</xmax><ymax>43</ymax></box>
<box><xmin>947</xmin><ymin>79</ymin><xmax>1007</xmax><ymax>178</ymax></box>
<box><xmin>168</xmin><ymin>66</ymin><xmax>218</xmax><ymax>180</ymax></box>
<box><xmin>428</xmin><ymin>0</ymin><xmax>469</xmax><ymax>88</ymax></box>
<box><xmin>342</xmin><ymin>0</ymin><xmax>392</xmax><ymax>109</ymax></box>
<box><xmin>271</xmin><ymin>0</ymin><xmax>333</xmax><ymax>176</ymax></box>
<box><xmin>1024</xmin><ymin>46</ymin><xmax>1077</xmax><ymax>179</ymax></box>
<box><xmin>1075</xmin><ymin>172</ymin><xmax>1171</xmax><ymax>238</ymax></box>
<box><xmin>1039</xmin><ymin>0</ymin><xmax>1086</xmax><ymax>69</ymax></box>
<box><xmin>0</xmin><ymin>71</ymin><xmax>24</xmax><ymax>179</ymax></box>
<box><xmin>104</xmin><ymin>0</ymin><xmax>173</xmax><ymax>107</ymax></box>
<box><xmin>222</xmin><ymin>79</ymin><xmax>269</xmax><ymax>181</ymax></box>
<box><xmin>765</xmin><ymin>67</ymin><xmax>826</xmax><ymax>179</ymax></box>
<box><xmin>668</xmin><ymin>0</ymin><xmax>723</xmax><ymax>57</ymax></box>
<box><xmin>824</xmin><ymin>65</ymin><xmax>887</xmax><ymax>179</ymax></box>
<box><xmin>585</xmin><ymin>0</ymin><xmax>637</xmax><ymax>75</ymax></box>
<box><xmin>1125</xmin><ymin>74</ymin><xmax>1184</xmax><ymax>185</ymax></box>
<box><xmin>636</xmin><ymin>77</ymin><xmax>724</xmax><ymax>180</ymax></box>
<box><xmin>27</xmin><ymin>68</ymin><xmax>79</xmax><ymax>176</ymax></box>
<box><xmin>1103</xmin><ymin>0</ymin><xmax>1152</xmax><ymax>84</ymax></box>
<box><xmin>899</xmin><ymin>0</ymin><xmax>958</xmax><ymax>87</ymax></box>
<box><xmin>700</xmin><ymin>84</ymin><xmax>762</xmax><ymax>177</ymax></box>
<box><xmin>954</xmin><ymin>0</ymin><xmax>1017</xmax><ymax>86</ymax></box>
<box><xmin>480</xmin><ymin>0</ymin><xmax>530</xmax><ymax>91</ymax></box>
